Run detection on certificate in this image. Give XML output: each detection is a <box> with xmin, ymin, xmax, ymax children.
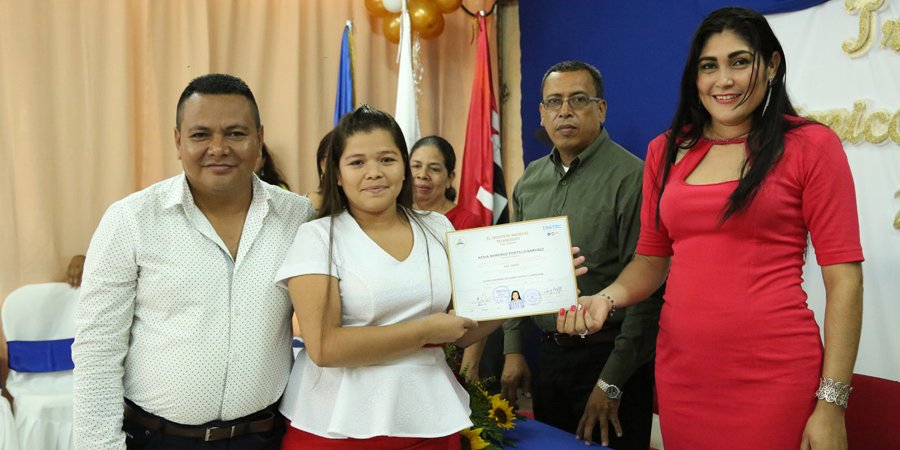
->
<box><xmin>446</xmin><ymin>217</ymin><xmax>577</xmax><ymax>321</ymax></box>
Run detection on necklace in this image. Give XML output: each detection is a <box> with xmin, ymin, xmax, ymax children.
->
<box><xmin>702</xmin><ymin>133</ymin><xmax>748</xmax><ymax>145</ymax></box>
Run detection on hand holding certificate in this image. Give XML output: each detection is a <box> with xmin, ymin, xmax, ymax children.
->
<box><xmin>446</xmin><ymin>217</ymin><xmax>578</xmax><ymax>321</ymax></box>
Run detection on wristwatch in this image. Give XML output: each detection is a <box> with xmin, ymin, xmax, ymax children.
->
<box><xmin>597</xmin><ymin>379</ymin><xmax>623</xmax><ymax>400</ymax></box>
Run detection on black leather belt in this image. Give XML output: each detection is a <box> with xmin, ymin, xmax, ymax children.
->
<box><xmin>123</xmin><ymin>401</ymin><xmax>277</xmax><ymax>442</ymax></box>
<box><xmin>541</xmin><ymin>327</ymin><xmax>619</xmax><ymax>347</ymax></box>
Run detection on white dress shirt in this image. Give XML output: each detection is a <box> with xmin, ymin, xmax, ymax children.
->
<box><xmin>274</xmin><ymin>211</ymin><xmax>472</xmax><ymax>439</ymax></box>
<box><xmin>73</xmin><ymin>174</ymin><xmax>313</xmax><ymax>449</ymax></box>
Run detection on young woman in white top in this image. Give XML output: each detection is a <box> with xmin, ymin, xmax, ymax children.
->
<box><xmin>275</xmin><ymin>106</ymin><xmax>505</xmax><ymax>449</ymax></box>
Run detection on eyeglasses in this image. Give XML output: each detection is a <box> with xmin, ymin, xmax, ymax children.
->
<box><xmin>541</xmin><ymin>94</ymin><xmax>602</xmax><ymax>111</ymax></box>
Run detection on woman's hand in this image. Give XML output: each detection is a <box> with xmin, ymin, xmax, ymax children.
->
<box><xmin>421</xmin><ymin>310</ymin><xmax>477</xmax><ymax>345</ymax></box>
<box><xmin>800</xmin><ymin>402</ymin><xmax>847</xmax><ymax>450</ymax></box>
<box><xmin>557</xmin><ymin>294</ymin><xmax>612</xmax><ymax>336</ymax></box>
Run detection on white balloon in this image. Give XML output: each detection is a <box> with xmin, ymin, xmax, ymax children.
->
<box><xmin>383</xmin><ymin>0</ymin><xmax>402</xmax><ymax>13</ymax></box>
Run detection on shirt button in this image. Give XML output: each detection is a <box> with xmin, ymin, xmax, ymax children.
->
<box><xmin>561</xmin><ymin>180</ymin><xmax>568</xmax><ymax>185</ymax></box>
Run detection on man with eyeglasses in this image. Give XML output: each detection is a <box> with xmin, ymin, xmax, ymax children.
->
<box><xmin>500</xmin><ymin>61</ymin><xmax>663</xmax><ymax>449</ymax></box>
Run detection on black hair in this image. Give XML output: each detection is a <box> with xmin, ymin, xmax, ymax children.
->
<box><xmin>315</xmin><ymin>130</ymin><xmax>334</xmax><ymax>183</ymax></box>
<box><xmin>313</xmin><ymin>130</ymin><xmax>335</xmax><ymax>195</ymax></box>
<box><xmin>257</xmin><ymin>144</ymin><xmax>291</xmax><ymax>190</ymax></box>
<box><xmin>410</xmin><ymin>135</ymin><xmax>457</xmax><ymax>201</ymax></box>
<box><xmin>541</xmin><ymin>60</ymin><xmax>604</xmax><ymax>99</ymax></box>
<box><xmin>656</xmin><ymin>6</ymin><xmax>810</xmax><ymax>224</ymax></box>
<box><xmin>176</xmin><ymin>73</ymin><xmax>261</xmax><ymax>129</ymax></box>
<box><xmin>318</xmin><ymin>105</ymin><xmax>413</xmax><ymax>219</ymax></box>
<box><xmin>511</xmin><ymin>290</ymin><xmax>521</xmax><ymax>300</ymax></box>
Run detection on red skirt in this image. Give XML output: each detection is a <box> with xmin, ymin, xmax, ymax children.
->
<box><xmin>282</xmin><ymin>423</ymin><xmax>460</xmax><ymax>450</ymax></box>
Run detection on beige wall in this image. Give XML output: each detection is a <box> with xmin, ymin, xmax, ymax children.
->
<box><xmin>499</xmin><ymin>0</ymin><xmax>524</xmax><ymax>217</ymax></box>
<box><xmin>0</xmin><ymin>0</ymin><xmax>523</xmax><ymax>373</ymax></box>
<box><xmin>0</xmin><ymin>0</ymin><xmax>523</xmax><ymax>296</ymax></box>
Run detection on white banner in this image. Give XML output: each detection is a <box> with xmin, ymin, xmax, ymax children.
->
<box><xmin>768</xmin><ymin>0</ymin><xmax>900</xmax><ymax>382</ymax></box>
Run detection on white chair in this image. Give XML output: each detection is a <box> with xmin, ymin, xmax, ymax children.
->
<box><xmin>0</xmin><ymin>391</ymin><xmax>20</xmax><ymax>450</ymax></box>
<box><xmin>2</xmin><ymin>283</ymin><xmax>78</xmax><ymax>450</ymax></box>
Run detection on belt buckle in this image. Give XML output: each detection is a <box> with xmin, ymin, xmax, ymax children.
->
<box><xmin>204</xmin><ymin>425</ymin><xmax>236</xmax><ymax>442</ymax></box>
<box><xmin>551</xmin><ymin>333</ymin><xmax>563</xmax><ymax>346</ymax></box>
<box><xmin>551</xmin><ymin>332</ymin><xmax>570</xmax><ymax>346</ymax></box>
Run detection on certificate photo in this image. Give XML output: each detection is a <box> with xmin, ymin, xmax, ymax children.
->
<box><xmin>446</xmin><ymin>217</ymin><xmax>578</xmax><ymax>321</ymax></box>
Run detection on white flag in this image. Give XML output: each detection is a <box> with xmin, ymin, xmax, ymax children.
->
<box><xmin>394</xmin><ymin>0</ymin><xmax>418</xmax><ymax>151</ymax></box>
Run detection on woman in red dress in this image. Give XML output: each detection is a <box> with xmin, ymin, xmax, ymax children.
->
<box><xmin>409</xmin><ymin>136</ymin><xmax>487</xmax><ymax>380</ymax></box>
<box><xmin>560</xmin><ymin>7</ymin><xmax>863</xmax><ymax>450</ymax></box>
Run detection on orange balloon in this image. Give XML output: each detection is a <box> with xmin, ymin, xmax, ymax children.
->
<box><xmin>433</xmin><ymin>0</ymin><xmax>462</xmax><ymax>14</ymax></box>
<box><xmin>409</xmin><ymin>0</ymin><xmax>444</xmax><ymax>39</ymax></box>
<box><xmin>382</xmin><ymin>13</ymin><xmax>402</xmax><ymax>44</ymax></box>
<box><xmin>365</xmin><ymin>0</ymin><xmax>388</xmax><ymax>17</ymax></box>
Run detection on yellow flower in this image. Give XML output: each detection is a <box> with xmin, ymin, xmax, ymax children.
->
<box><xmin>487</xmin><ymin>394</ymin><xmax>516</xmax><ymax>429</ymax></box>
<box><xmin>460</xmin><ymin>427</ymin><xmax>490</xmax><ymax>450</ymax></box>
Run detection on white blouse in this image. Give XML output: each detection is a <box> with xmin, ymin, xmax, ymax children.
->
<box><xmin>275</xmin><ymin>210</ymin><xmax>471</xmax><ymax>439</ymax></box>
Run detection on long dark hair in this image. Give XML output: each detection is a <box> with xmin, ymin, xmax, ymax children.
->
<box><xmin>258</xmin><ymin>144</ymin><xmax>291</xmax><ymax>190</ymax></box>
<box><xmin>657</xmin><ymin>7</ymin><xmax>809</xmax><ymax>223</ymax></box>
<box><xmin>411</xmin><ymin>135</ymin><xmax>457</xmax><ymax>201</ymax></box>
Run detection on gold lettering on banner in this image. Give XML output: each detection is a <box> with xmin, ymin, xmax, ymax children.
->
<box><xmin>864</xmin><ymin>111</ymin><xmax>891</xmax><ymax>143</ymax></box>
<box><xmin>800</xmin><ymin>100</ymin><xmax>900</xmax><ymax>145</ymax></box>
<box><xmin>882</xmin><ymin>19</ymin><xmax>900</xmax><ymax>52</ymax></box>
<box><xmin>843</xmin><ymin>0</ymin><xmax>885</xmax><ymax>57</ymax></box>
<box><xmin>894</xmin><ymin>189</ymin><xmax>900</xmax><ymax>230</ymax></box>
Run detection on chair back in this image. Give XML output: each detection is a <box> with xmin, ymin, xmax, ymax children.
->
<box><xmin>2</xmin><ymin>282</ymin><xmax>78</xmax><ymax>450</ymax></box>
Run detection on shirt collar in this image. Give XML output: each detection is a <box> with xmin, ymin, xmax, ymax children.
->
<box><xmin>549</xmin><ymin>127</ymin><xmax>610</xmax><ymax>171</ymax></box>
<box><xmin>161</xmin><ymin>173</ymin><xmax>273</xmax><ymax>213</ymax></box>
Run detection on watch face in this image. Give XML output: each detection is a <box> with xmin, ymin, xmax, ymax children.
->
<box><xmin>605</xmin><ymin>385</ymin><xmax>622</xmax><ymax>398</ymax></box>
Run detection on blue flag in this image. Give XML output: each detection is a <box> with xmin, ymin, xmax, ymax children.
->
<box><xmin>333</xmin><ymin>21</ymin><xmax>354</xmax><ymax>126</ymax></box>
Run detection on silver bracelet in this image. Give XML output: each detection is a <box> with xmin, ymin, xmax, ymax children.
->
<box><xmin>815</xmin><ymin>377</ymin><xmax>853</xmax><ymax>408</ymax></box>
<box><xmin>597</xmin><ymin>292</ymin><xmax>616</xmax><ymax>317</ymax></box>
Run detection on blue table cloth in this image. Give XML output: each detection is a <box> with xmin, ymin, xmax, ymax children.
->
<box><xmin>505</xmin><ymin>418</ymin><xmax>611</xmax><ymax>449</ymax></box>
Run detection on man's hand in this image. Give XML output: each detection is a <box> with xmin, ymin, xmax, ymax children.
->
<box><xmin>577</xmin><ymin>386</ymin><xmax>622</xmax><ymax>447</ymax></box>
<box><xmin>500</xmin><ymin>353</ymin><xmax>532</xmax><ymax>407</ymax></box>
<box><xmin>572</xmin><ymin>246</ymin><xmax>588</xmax><ymax>278</ymax></box>
<box><xmin>66</xmin><ymin>255</ymin><xmax>86</xmax><ymax>288</ymax></box>
<box><xmin>460</xmin><ymin>344</ymin><xmax>482</xmax><ymax>382</ymax></box>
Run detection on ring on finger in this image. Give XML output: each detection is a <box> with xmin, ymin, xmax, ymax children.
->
<box><xmin>579</xmin><ymin>329</ymin><xmax>588</xmax><ymax>339</ymax></box>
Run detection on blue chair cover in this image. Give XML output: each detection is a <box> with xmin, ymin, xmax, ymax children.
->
<box><xmin>7</xmin><ymin>338</ymin><xmax>75</xmax><ymax>373</ymax></box>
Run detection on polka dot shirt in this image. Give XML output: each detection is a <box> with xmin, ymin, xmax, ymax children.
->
<box><xmin>72</xmin><ymin>174</ymin><xmax>313</xmax><ymax>448</ymax></box>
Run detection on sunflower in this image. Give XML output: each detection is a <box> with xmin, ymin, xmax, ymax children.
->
<box><xmin>460</xmin><ymin>427</ymin><xmax>490</xmax><ymax>450</ymax></box>
<box><xmin>487</xmin><ymin>394</ymin><xmax>516</xmax><ymax>429</ymax></box>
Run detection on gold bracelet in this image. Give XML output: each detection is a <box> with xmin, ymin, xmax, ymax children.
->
<box><xmin>597</xmin><ymin>292</ymin><xmax>616</xmax><ymax>317</ymax></box>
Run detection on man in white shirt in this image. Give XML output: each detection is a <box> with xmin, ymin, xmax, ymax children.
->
<box><xmin>73</xmin><ymin>74</ymin><xmax>314</xmax><ymax>450</ymax></box>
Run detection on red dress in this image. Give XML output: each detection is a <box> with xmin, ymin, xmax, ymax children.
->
<box><xmin>636</xmin><ymin>120</ymin><xmax>863</xmax><ymax>449</ymax></box>
<box><xmin>444</xmin><ymin>206</ymin><xmax>481</xmax><ymax>230</ymax></box>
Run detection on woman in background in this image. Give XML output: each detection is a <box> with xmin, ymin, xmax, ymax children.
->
<box><xmin>305</xmin><ymin>131</ymin><xmax>333</xmax><ymax>211</ymax></box>
<box><xmin>410</xmin><ymin>135</ymin><xmax>494</xmax><ymax>382</ymax></box>
<box><xmin>256</xmin><ymin>144</ymin><xmax>291</xmax><ymax>190</ymax></box>
<box><xmin>409</xmin><ymin>136</ymin><xmax>480</xmax><ymax>231</ymax></box>
<box><xmin>561</xmin><ymin>7</ymin><xmax>863</xmax><ymax>449</ymax></box>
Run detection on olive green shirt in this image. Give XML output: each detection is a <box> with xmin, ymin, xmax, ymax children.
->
<box><xmin>502</xmin><ymin>128</ymin><xmax>663</xmax><ymax>387</ymax></box>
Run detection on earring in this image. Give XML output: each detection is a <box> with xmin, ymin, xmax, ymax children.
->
<box><xmin>762</xmin><ymin>78</ymin><xmax>774</xmax><ymax>116</ymax></box>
